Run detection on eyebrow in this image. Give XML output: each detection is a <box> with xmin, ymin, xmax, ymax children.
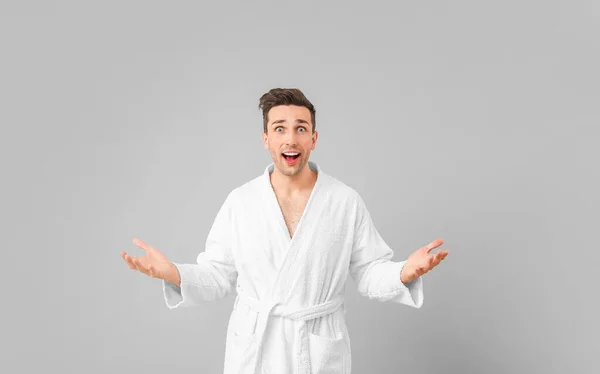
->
<box><xmin>271</xmin><ymin>119</ymin><xmax>310</xmax><ymax>127</ymax></box>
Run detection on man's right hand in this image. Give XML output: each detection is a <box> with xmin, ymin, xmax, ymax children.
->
<box><xmin>121</xmin><ymin>237</ymin><xmax>181</xmax><ymax>286</ymax></box>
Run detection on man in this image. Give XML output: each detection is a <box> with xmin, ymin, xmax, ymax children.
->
<box><xmin>121</xmin><ymin>88</ymin><xmax>449</xmax><ymax>373</ymax></box>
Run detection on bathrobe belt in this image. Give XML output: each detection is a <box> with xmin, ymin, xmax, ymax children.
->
<box><xmin>237</xmin><ymin>292</ymin><xmax>345</xmax><ymax>374</ymax></box>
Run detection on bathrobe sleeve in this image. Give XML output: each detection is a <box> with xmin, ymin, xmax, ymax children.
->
<box><xmin>162</xmin><ymin>190</ymin><xmax>238</xmax><ymax>308</ymax></box>
<box><xmin>349</xmin><ymin>193</ymin><xmax>423</xmax><ymax>308</ymax></box>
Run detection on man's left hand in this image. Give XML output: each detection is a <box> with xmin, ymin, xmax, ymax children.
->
<box><xmin>400</xmin><ymin>238</ymin><xmax>449</xmax><ymax>284</ymax></box>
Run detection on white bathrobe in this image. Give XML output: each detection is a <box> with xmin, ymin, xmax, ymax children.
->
<box><xmin>162</xmin><ymin>160</ymin><xmax>423</xmax><ymax>373</ymax></box>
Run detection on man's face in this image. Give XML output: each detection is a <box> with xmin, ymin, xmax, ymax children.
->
<box><xmin>262</xmin><ymin>105</ymin><xmax>318</xmax><ymax>178</ymax></box>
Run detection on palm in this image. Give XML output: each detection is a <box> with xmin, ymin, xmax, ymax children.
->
<box><xmin>121</xmin><ymin>238</ymin><xmax>171</xmax><ymax>279</ymax></box>
<box><xmin>403</xmin><ymin>238</ymin><xmax>449</xmax><ymax>282</ymax></box>
<box><xmin>408</xmin><ymin>250</ymin><xmax>434</xmax><ymax>268</ymax></box>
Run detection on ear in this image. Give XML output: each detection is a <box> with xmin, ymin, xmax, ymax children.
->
<box><xmin>310</xmin><ymin>131</ymin><xmax>318</xmax><ymax>150</ymax></box>
<box><xmin>262</xmin><ymin>131</ymin><xmax>268</xmax><ymax>150</ymax></box>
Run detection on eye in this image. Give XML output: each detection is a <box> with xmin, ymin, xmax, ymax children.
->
<box><xmin>298</xmin><ymin>127</ymin><xmax>305</xmax><ymax>132</ymax></box>
<box><xmin>275</xmin><ymin>127</ymin><xmax>283</xmax><ymax>132</ymax></box>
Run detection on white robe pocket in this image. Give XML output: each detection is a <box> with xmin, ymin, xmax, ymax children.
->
<box><xmin>308</xmin><ymin>331</ymin><xmax>347</xmax><ymax>373</ymax></box>
<box><xmin>224</xmin><ymin>301</ymin><xmax>259</xmax><ymax>374</ymax></box>
<box><xmin>225</xmin><ymin>331</ymin><xmax>257</xmax><ymax>374</ymax></box>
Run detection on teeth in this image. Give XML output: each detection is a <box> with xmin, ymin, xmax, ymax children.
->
<box><xmin>283</xmin><ymin>152</ymin><xmax>299</xmax><ymax>156</ymax></box>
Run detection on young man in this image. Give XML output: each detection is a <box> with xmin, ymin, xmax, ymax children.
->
<box><xmin>121</xmin><ymin>88</ymin><xmax>449</xmax><ymax>373</ymax></box>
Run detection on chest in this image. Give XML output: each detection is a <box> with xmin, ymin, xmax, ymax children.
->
<box><xmin>274</xmin><ymin>192</ymin><xmax>311</xmax><ymax>238</ymax></box>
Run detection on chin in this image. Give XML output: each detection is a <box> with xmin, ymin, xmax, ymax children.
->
<box><xmin>277</xmin><ymin>157</ymin><xmax>306</xmax><ymax>176</ymax></box>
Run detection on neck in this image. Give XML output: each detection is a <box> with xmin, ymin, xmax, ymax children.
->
<box><xmin>270</xmin><ymin>164</ymin><xmax>317</xmax><ymax>195</ymax></box>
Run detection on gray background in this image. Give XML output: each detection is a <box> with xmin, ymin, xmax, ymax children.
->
<box><xmin>1</xmin><ymin>1</ymin><xmax>598</xmax><ymax>373</ymax></box>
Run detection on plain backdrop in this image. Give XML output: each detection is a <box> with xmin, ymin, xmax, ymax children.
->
<box><xmin>1</xmin><ymin>1</ymin><xmax>598</xmax><ymax>373</ymax></box>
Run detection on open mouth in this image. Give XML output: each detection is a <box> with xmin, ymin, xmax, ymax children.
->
<box><xmin>282</xmin><ymin>152</ymin><xmax>301</xmax><ymax>164</ymax></box>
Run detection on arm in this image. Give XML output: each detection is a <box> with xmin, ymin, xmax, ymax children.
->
<box><xmin>348</xmin><ymin>193</ymin><xmax>423</xmax><ymax>308</ymax></box>
<box><xmin>163</xmin><ymin>190</ymin><xmax>238</xmax><ymax>308</ymax></box>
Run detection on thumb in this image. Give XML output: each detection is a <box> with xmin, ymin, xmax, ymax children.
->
<box><xmin>132</xmin><ymin>237</ymin><xmax>155</xmax><ymax>254</ymax></box>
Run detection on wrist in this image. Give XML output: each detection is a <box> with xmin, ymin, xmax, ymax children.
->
<box><xmin>401</xmin><ymin>273</ymin><xmax>411</xmax><ymax>284</ymax></box>
<box><xmin>163</xmin><ymin>262</ymin><xmax>181</xmax><ymax>287</ymax></box>
<box><xmin>400</xmin><ymin>266</ymin><xmax>413</xmax><ymax>284</ymax></box>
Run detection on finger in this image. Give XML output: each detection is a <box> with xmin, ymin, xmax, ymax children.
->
<box><xmin>432</xmin><ymin>253</ymin><xmax>443</xmax><ymax>267</ymax></box>
<box><xmin>432</xmin><ymin>250</ymin><xmax>448</xmax><ymax>268</ymax></box>
<box><xmin>133</xmin><ymin>258</ymin><xmax>149</xmax><ymax>275</ymax></box>
<box><xmin>122</xmin><ymin>251</ymin><xmax>134</xmax><ymax>262</ymax></box>
<box><xmin>424</xmin><ymin>238</ymin><xmax>444</xmax><ymax>253</ymax></box>
<box><xmin>137</xmin><ymin>258</ymin><xmax>154</xmax><ymax>276</ymax></box>
<box><xmin>136</xmin><ymin>258</ymin><xmax>157</xmax><ymax>277</ymax></box>
<box><xmin>421</xmin><ymin>254</ymin><xmax>438</xmax><ymax>271</ymax></box>
<box><xmin>436</xmin><ymin>251</ymin><xmax>448</xmax><ymax>261</ymax></box>
<box><xmin>125</xmin><ymin>255</ymin><xmax>138</xmax><ymax>270</ymax></box>
<box><xmin>121</xmin><ymin>252</ymin><xmax>132</xmax><ymax>267</ymax></box>
<box><xmin>132</xmin><ymin>237</ymin><xmax>155</xmax><ymax>254</ymax></box>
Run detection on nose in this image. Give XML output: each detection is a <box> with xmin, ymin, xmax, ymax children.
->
<box><xmin>283</xmin><ymin>131</ymin><xmax>300</xmax><ymax>146</ymax></box>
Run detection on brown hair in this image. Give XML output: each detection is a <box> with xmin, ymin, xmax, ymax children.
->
<box><xmin>258</xmin><ymin>88</ymin><xmax>316</xmax><ymax>133</ymax></box>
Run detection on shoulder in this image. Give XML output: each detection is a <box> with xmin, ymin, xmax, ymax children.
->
<box><xmin>219</xmin><ymin>173</ymin><xmax>264</xmax><ymax>209</ymax></box>
<box><xmin>318</xmin><ymin>172</ymin><xmax>365</xmax><ymax>212</ymax></box>
<box><xmin>231</xmin><ymin>174</ymin><xmax>263</xmax><ymax>198</ymax></box>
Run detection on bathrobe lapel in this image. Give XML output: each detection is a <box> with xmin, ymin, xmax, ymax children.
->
<box><xmin>240</xmin><ymin>161</ymin><xmax>335</xmax><ymax>373</ymax></box>
<box><xmin>261</xmin><ymin>160</ymin><xmax>323</xmax><ymax>302</ymax></box>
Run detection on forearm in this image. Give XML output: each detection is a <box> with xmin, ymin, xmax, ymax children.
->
<box><xmin>162</xmin><ymin>257</ymin><xmax>238</xmax><ymax>309</ymax></box>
